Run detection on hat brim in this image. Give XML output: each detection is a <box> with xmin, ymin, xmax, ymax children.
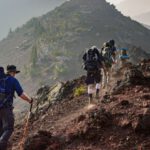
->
<box><xmin>16</xmin><ymin>71</ymin><xmax>20</xmax><ymax>74</ymax></box>
<box><xmin>7</xmin><ymin>70</ymin><xmax>20</xmax><ymax>74</ymax></box>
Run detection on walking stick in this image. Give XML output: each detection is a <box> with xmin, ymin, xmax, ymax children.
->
<box><xmin>19</xmin><ymin>99</ymin><xmax>33</xmax><ymax>150</ymax></box>
<box><xmin>29</xmin><ymin>99</ymin><xmax>33</xmax><ymax>118</ymax></box>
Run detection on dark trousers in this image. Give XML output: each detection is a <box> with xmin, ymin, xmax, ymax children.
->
<box><xmin>0</xmin><ymin>108</ymin><xmax>14</xmax><ymax>150</ymax></box>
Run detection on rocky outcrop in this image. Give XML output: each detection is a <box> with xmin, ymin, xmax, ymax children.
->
<box><xmin>34</xmin><ymin>76</ymin><xmax>86</xmax><ymax>114</ymax></box>
<box><xmin>112</xmin><ymin>64</ymin><xmax>149</xmax><ymax>95</ymax></box>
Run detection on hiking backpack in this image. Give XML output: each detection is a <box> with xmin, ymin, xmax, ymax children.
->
<box><xmin>84</xmin><ymin>49</ymin><xmax>99</xmax><ymax>72</ymax></box>
<box><xmin>102</xmin><ymin>47</ymin><xmax>113</xmax><ymax>65</ymax></box>
<box><xmin>0</xmin><ymin>77</ymin><xmax>9</xmax><ymax>108</ymax></box>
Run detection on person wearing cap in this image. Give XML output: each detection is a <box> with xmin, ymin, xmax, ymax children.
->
<box><xmin>0</xmin><ymin>65</ymin><xmax>32</xmax><ymax>150</ymax></box>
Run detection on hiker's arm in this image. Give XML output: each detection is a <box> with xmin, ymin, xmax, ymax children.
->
<box><xmin>14</xmin><ymin>78</ymin><xmax>32</xmax><ymax>104</ymax></box>
<box><xmin>20</xmin><ymin>93</ymin><xmax>32</xmax><ymax>104</ymax></box>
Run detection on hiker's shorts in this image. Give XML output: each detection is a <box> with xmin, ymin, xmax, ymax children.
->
<box><xmin>85</xmin><ymin>70</ymin><xmax>101</xmax><ymax>85</ymax></box>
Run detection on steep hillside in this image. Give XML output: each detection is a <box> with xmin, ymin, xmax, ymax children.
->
<box><xmin>8</xmin><ymin>60</ymin><xmax>150</xmax><ymax>150</ymax></box>
<box><xmin>0</xmin><ymin>0</ymin><xmax>150</xmax><ymax>93</ymax></box>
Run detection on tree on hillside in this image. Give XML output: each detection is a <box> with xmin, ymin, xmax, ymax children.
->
<box><xmin>31</xmin><ymin>45</ymin><xmax>38</xmax><ymax>67</ymax></box>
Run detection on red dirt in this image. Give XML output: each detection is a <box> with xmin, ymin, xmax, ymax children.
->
<box><xmin>8</xmin><ymin>60</ymin><xmax>150</xmax><ymax>150</ymax></box>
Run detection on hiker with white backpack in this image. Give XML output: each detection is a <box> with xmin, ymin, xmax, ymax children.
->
<box><xmin>101</xmin><ymin>40</ymin><xmax>117</xmax><ymax>89</ymax></box>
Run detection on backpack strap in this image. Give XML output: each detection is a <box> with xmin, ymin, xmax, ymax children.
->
<box><xmin>0</xmin><ymin>77</ymin><xmax>11</xmax><ymax>108</ymax></box>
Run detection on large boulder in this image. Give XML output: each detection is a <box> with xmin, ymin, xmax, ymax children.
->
<box><xmin>124</xmin><ymin>66</ymin><xmax>145</xmax><ymax>85</ymax></box>
<box><xmin>112</xmin><ymin>66</ymin><xmax>145</xmax><ymax>94</ymax></box>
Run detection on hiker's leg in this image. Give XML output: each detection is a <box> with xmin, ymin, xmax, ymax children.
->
<box><xmin>0</xmin><ymin>120</ymin><xmax>3</xmax><ymax>137</ymax></box>
<box><xmin>102</xmin><ymin>68</ymin><xmax>107</xmax><ymax>88</ymax></box>
<box><xmin>95</xmin><ymin>70</ymin><xmax>101</xmax><ymax>99</ymax></box>
<box><xmin>86</xmin><ymin>72</ymin><xmax>95</xmax><ymax>103</ymax></box>
<box><xmin>95</xmin><ymin>83</ymin><xmax>100</xmax><ymax>99</ymax></box>
<box><xmin>88</xmin><ymin>84</ymin><xmax>94</xmax><ymax>103</ymax></box>
<box><xmin>107</xmin><ymin>67</ymin><xmax>111</xmax><ymax>84</ymax></box>
<box><xmin>0</xmin><ymin>108</ymin><xmax>14</xmax><ymax>150</ymax></box>
<box><xmin>0</xmin><ymin>110</ymin><xmax>3</xmax><ymax>150</ymax></box>
<box><xmin>106</xmin><ymin>70</ymin><xmax>109</xmax><ymax>87</ymax></box>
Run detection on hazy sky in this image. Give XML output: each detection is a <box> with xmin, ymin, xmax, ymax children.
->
<box><xmin>106</xmin><ymin>0</ymin><xmax>124</xmax><ymax>4</ymax></box>
<box><xmin>0</xmin><ymin>0</ymin><xmax>123</xmax><ymax>40</ymax></box>
<box><xmin>0</xmin><ymin>0</ymin><xmax>65</xmax><ymax>40</ymax></box>
<box><xmin>0</xmin><ymin>0</ymin><xmax>149</xmax><ymax>40</ymax></box>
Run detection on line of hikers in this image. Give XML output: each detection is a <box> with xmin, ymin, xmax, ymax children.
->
<box><xmin>82</xmin><ymin>40</ymin><xmax>129</xmax><ymax>103</ymax></box>
<box><xmin>0</xmin><ymin>65</ymin><xmax>32</xmax><ymax>150</ymax></box>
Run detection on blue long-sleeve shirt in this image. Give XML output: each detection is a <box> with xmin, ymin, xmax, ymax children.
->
<box><xmin>1</xmin><ymin>76</ymin><xmax>23</xmax><ymax>107</ymax></box>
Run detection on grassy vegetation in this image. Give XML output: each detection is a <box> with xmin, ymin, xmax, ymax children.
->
<box><xmin>74</xmin><ymin>85</ymin><xmax>86</xmax><ymax>97</ymax></box>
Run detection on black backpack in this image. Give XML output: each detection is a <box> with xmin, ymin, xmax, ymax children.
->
<box><xmin>0</xmin><ymin>77</ymin><xmax>9</xmax><ymax>108</ymax></box>
<box><xmin>84</xmin><ymin>49</ymin><xmax>99</xmax><ymax>72</ymax></box>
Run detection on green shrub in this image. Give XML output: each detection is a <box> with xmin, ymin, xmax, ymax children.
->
<box><xmin>74</xmin><ymin>85</ymin><xmax>86</xmax><ymax>97</ymax></box>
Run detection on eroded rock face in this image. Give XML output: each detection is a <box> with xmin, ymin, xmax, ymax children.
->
<box><xmin>124</xmin><ymin>66</ymin><xmax>144</xmax><ymax>85</ymax></box>
<box><xmin>34</xmin><ymin>76</ymin><xmax>86</xmax><ymax>115</ymax></box>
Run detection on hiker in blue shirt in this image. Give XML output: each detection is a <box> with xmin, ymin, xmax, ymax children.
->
<box><xmin>0</xmin><ymin>65</ymin><xmax>33</xmax><ymax>150</ymax></box>
<box><xmin>119</xmin><ymin>48</ymin><xmax>129</xmax><ymax>67</ymax></box>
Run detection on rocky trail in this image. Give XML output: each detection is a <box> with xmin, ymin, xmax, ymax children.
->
<box><xmin>8</xmin><ymin>60</ymin><xmax>150</xmax><ymax>150</ymax></box>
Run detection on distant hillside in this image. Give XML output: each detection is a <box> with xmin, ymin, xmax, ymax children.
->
<box><xmin>0</xmin><ymin>0</ymin><xmax>150</xmax><ymax>94</ymax></box>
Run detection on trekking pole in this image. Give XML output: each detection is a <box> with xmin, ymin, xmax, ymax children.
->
<box><xmin>19</xmin><ymin>98</ymin><xmax>33</xmax><ymax>150</ymax></box>
<box><xmin>29</xmin><ymin>98</ymin><xmax>33</xmax><ymax>117</ymax></box>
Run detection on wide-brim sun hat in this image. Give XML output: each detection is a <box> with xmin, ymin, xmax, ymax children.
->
<box><xmin>7</xmin><ymin>65</ymin><xmax>20</xmax><ymax>74</ymax></box>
